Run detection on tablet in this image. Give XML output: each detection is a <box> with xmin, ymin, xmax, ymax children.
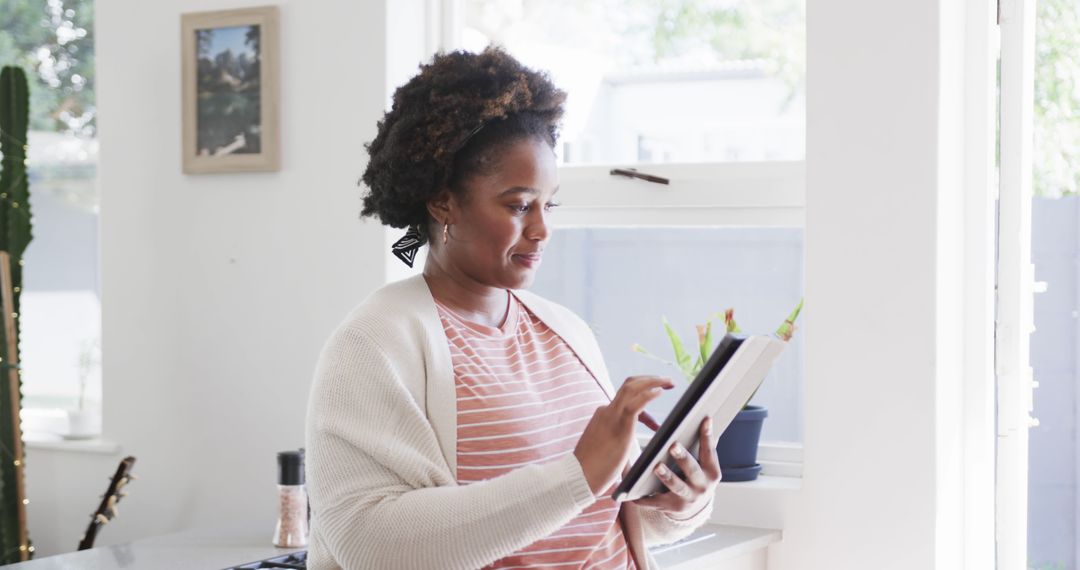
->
<box><xmin>612</xmin><ymin>333</ymin><xmax>787</xmax><ymax>502</ymax></box>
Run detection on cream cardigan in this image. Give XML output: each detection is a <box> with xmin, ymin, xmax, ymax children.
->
<box><xmin>304</xmin><ymin>275</ymin><xmax>712</xmax><ymax>569</ymax></box>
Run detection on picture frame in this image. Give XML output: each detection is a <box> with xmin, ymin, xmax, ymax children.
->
<box><xmin>181</xmin><ymin>6</ymin><xmax>280</xmax><ymax>174</ymax></box>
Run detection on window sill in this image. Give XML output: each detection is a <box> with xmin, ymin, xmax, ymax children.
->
<box><xmin>636</xmin><ymin>433</ymin><xmax>804</xmax><ymax>480</ymax></box>
<box><xmin>24</xmin><ymin>432</ymin><xmax>121</xmax><ymax>455</ymax></box>
<box><xmin>718</xmin><ymin>474</ymin><xmax>801</xmax><ymax>491</ymax></box>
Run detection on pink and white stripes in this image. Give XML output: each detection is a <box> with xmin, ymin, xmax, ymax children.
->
<box><xmin>436</xmin><ymin>294</ymin><xmax>635</xmax><ymax>570</ymax></box>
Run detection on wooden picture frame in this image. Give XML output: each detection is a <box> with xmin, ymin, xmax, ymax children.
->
<box><xmin>181</xmin><ymin>6</ymin><xmax>280</xmax><ymax>174</ymax></box>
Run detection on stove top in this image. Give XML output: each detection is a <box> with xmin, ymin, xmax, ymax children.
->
<box><xmin>226</xmin><ymin>550</ymin><xmax>307</xmax><ymax>569</ymax></box>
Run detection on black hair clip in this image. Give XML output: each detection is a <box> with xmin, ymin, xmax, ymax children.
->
<box><xmin>456</xmin><ymin>120</ymin><xmax>488</xmax><ymax>153</ymax></box>
<box><xmin>391</xmin><ymin>226</ymin><xmax>424</xmax><ymax>267</ymax></box>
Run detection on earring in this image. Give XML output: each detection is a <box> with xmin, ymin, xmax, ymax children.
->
<box><xmin>443</xmin><ymin>222</ymin><xmax>449</xmax><ymax>244</ymax></box>
<box><xmin>391</xmin><ymin>226</ymin><xmax>423</xmax><ymax>268</ymax></box>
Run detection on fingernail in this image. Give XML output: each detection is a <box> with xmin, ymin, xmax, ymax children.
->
<box><xmin>656</xmin><ymin>464</ymin><xmax>670</xmax><ymax>476</ymax></box>
<box><xmin>704</xmin><ymin>417</ymin><xmax>712</xmax><ymax>435</ymax></box>
<box><xmin>671</xmin><ymin>443</ymin><xmax>685</xmax><ymax>458</ymax></box>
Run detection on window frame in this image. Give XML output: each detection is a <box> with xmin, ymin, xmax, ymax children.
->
<box><xmin>433</xmin><ymin>0</ymin><xmax>807</xmax><ymax>471</ymax></box>
<box><xmin>996</xmin><ymin>0</ymin><xmax>1038</xmax><ymax>565</ymax></box>
<box><xmin>19</xmin><ymin>130</ymin><xmax>102</xmax><ymax>439</ymax></box>
<box><xmin>551</xmin><ymin>166</ymin><xmax>805</xmax><ymax>463</ymax></box>
<box><xmin>552</xmin><ymin>162</ymin><xmax>804</xmax><ymax>227</ymax></box>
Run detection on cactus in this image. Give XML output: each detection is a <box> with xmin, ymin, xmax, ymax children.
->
<box><xmin>0</xmin><ymin>65</ymin><xmax>33</xmax><ymax>563</ymax></box>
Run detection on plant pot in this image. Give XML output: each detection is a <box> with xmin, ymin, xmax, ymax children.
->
<box><xmin>714</xmin><ymin>405</ymin><xmax>767</xmax><ymax>482</ymax></box>
<box><xmin>65</xmin><ymin>409</ymin><xmax>100</xmax><ymax>440</ymax></box>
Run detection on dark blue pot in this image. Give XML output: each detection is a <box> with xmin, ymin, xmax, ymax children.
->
<box><xmin>714</xmin><ymin>405</ymin><xmax>767</xmax><ymax>482</ymax></box>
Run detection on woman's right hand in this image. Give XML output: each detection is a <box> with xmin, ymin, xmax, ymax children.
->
<box><xmin>574</xmin><ymin>376</ymin><xmax>674</xmax><ymax>495</ymax></box>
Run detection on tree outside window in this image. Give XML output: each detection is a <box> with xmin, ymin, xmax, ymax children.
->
<box><xmin>1035</xmin><ymin>0</ymin><xmax>1080</xmax><ymax>197</ymax></box>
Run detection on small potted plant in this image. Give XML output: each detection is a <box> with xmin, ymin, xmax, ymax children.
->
<box><xmin>632</xmin><ymin>300</ymin><xmax>803</xmax><ymax>481</ymax></box>
<box><xmin>66</xmin><ymin>337</ymin><xmax>100</xmax><ymax>439</ymax></box>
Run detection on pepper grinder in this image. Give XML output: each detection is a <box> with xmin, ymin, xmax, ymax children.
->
<box><xmin>273</xmin><ymin>450</ymin><xmax>309</xmax><ymax>548</ymax></box>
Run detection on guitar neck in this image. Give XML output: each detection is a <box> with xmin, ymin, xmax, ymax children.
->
<box><xmin>78</xmin><ymin>456</ymin><xmax>136</xmax><ymax>551</ymax></box>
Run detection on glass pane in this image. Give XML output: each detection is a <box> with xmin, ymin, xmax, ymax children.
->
<box><xmin>1</xmin><ymin>0</ymin><xmax>100</xmax><ymax>434</ymax></box>
<box><xmin>1028</xmin><ymin>0</ymin><xmax>1080</xmax><ymax>565</ymax></box>
<box><xmin>21</xmin><ymin>132</ymin><xmax>101</xmax><ymax>418</ymax></box>
<box><xmin>463</xmin><ymin>0</ymin><xmax>806</xmax><ymax>165</ymax></box>
<box><xmin>529</xmin><ymin>227</ymin><xmax>804</xmax><ymax>444</ymax></box>
<box><xmin>1029</xmin><ymin>198</ymin><xmax>1076</xmax><ymax>570</ymax></box>
<box><xmin>1034</xmin><ymin>0</ymin><xmax>1080</xmax><ymax>198</ymax></box>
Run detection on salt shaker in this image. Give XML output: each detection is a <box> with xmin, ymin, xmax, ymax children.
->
<box><xmin>272</xmin><ymin>450</ymin><xmax>309</xmax><ymax>548</ymax></box>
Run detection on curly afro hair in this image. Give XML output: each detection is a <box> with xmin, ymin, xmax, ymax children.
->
<box><xmin>360</xmin><ymin>46</ymin><xmax>567</xmax><ymax>243</ymax></box>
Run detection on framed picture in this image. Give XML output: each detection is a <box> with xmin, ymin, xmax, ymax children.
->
<box><xmin>181</xmin><ymin>6</ymin><xmax>280</xmax><ymax>174</ymax></box>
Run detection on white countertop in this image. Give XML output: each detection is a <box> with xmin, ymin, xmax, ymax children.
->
<box><xmin>5</xmin><ymin>525</ymin><xmax>302</xmax><ymax>570</ymax></box>
<box><xmin>6</xmin><ymin>522</ymin><xmax>779</xmax><ymax>569</ymax></box>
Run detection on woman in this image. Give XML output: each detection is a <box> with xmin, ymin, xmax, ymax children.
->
<box><xmin>305</xmin><ymin>47</ymin><xmax>720</xmax><ymax>570</ymax></box>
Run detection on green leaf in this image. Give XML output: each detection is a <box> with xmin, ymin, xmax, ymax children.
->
<box><xmin>631</xmin><ymin>343</ymin><xmax>680</xmax><ymax>369</ymax></box>
<box><xmin>699</xmin><ymin>320</ymin><xmax>713</xmax><ymax>364</ymax></box>
<box><xmin>775</xmin><ymin>298</ymin><xmax>804</xmax><ymax>341</ymax></box>
<box><xmin>662</xmin><ymin>317</ymin><xmax>694</xmax><ymax>380</ymax></box>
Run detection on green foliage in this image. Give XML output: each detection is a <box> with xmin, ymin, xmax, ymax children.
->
<box><xmin>467</xmin><ymin>0</ymin><xmax>805</xmax><ymax>103</ymax></box>
<box><xmin>633</xmin><ymin>299</ymin><xmax>804</xmax><ymax>383</ymax></box>
<box><xmin>1028</xmin><ymin>562</ymin><xmax>1067</xmax><ymax>570</ymax></box>
<box><xmin>643</xmin><ymin>0</ymin><xmax>805</xmax><ymax>102</ymax></box>
<box><xmin>1035</xmin><ymin>0</ymin><xmax>1080</xmax><ymax>197</ymax></box>
<box><xmin>0</xmin><ymin>0</ymin><xmax>95</xmax><ymax>135</ymax></box>
<box><xmin>0</xmin><ymin>64</ymin><xmax>32</xmax><ymax>563</ymax></box>
<box><xmin>661</xmin><ymin>317</ymin><xmax>695</xmax><ymax>377</ymax></box>
<box><xmin>698</xmin><ymin>320</ymin><xmax>713</xmax><ymax>366</ymax></box>
<box><xmin>775</xmin><ymin>298</ymin><xmax>803</xmax><ymax>341</ymax></box>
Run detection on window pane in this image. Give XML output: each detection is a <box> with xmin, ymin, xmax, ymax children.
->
<box><xmin>1028</xmin><ymin>0</ymin><xmax>1080</xmax><ymax>565</ymax></box>
<box><xmin>463</xmin><ymin>0</ymin><xmax>805</xmax><ymax>165</ymax></box>
<box><xmin>1029</xmin><ymin>198</ymin><xmax>1077</xmax><ymax>569</ymax></box>
<box><xmin>2</xmin><ymin>0</ymin><xmax>99</xmax><ymax>436</ymax></box>
<box><xmin>529</xmin><ymin>227</ymin><xmax>804</xmax><ymax>444</ymax></box>
<box><xmin>22</xmin><ymin>132</ymin><xmax>101</xmax><ymax>419</ymax></box>
<box><xmin>1034</xmin><ymin>0</ymin><xmax>1080</xmax><ymax>198</ymax></box>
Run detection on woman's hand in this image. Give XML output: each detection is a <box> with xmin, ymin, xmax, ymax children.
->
<box><xmin>632</xmin><ymin>417</ymin><xmax>722</xmax><ymax>518</ymax></box>
<box><xmin>574</xmin><ymin>376</ymin><xmax>674</xmax><ymax>495</ymax></box>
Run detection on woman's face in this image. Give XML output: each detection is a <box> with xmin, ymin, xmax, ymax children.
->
<box><xmin>430</xmin><ymin>137</ymin><xmax>559</xmax><ymax>291</ymax></box>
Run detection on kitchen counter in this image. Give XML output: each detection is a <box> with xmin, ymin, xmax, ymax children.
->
<box><xmin>6</xmin><ymin>523</ymin><xmax>779</xmax><ymax>569</ymax></box>
<box><xmin>4</xmin><ymin>525</ymin><xmax>303</xmax><ymax>570</ymax></box>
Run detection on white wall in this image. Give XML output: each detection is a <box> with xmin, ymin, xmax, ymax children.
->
<box><xmin>776</xmin><ymin>0</ymin><xmax>969</xmax><ymax>568</ymax></box>
<box><xmin>703</xmin><ymin>2</ymin><xmax>986</xmax><ymax>565</ymax></box>
<box><xmin>25</xmin><ymin>0</ymin><xmax>392</xmax><ymax>556</ymax></box>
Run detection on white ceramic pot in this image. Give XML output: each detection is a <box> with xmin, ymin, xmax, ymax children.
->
<box><xmin>65</xmin><ymin>409</ymin><xmax>101</xmax><ymax>440</ymax></box>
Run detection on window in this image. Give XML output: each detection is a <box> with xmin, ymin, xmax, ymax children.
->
<box><xmin>529</xmin><ymin>227</ymin><xmax>804</xmax><ymax>443</ymax></box>
<box><xmin>458</xmin><ymin>0</ymin><xmax>805</xmax><ymax>165</ymax></box>
<box><xmin>1026</xmin><ymin>0</ymin><xmax>1080</xmax><ymax>567</ymax></box>
<box><xmin>444</xmin><ymin>0</ymin><xmax>807</xmax><ymax>450</ymax></box>
<box><xmin>0</xmin><ymin>0</ymin><xmax>100</xmax><ymax>437</ymax></box>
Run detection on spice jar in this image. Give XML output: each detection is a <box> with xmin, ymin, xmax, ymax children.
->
<box><xmin>272</xmin><ymin>450</ymin><xmax>309</xmax><ymax>548</ymax></box>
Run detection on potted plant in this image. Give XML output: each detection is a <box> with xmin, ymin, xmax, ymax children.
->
<box><xmin>632</xmin><ymin>300</ymin><xmax>803</xmax><ymax>481</ymax></box>
<box><xmin>66</xmin><ymin>338</ymin><xmax>100</xmax><ymax>439</ymax></box>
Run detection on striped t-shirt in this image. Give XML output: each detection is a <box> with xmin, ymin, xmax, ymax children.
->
<box><xmin>436</xmin><ymin>292</ymin><xmax>636</xmax><ymax>570</ymax></box>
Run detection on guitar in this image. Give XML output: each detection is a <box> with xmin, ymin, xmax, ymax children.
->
<box><xmin>77</xmin><ymin>456</ymin><xmax>137</xmax><ymax>551</ymax></box>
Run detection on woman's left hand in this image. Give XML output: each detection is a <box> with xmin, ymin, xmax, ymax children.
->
<box><xmin>632</xmin><ymin>416</ymin><xmax>722</xmax><ymax>518</ymax></box>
